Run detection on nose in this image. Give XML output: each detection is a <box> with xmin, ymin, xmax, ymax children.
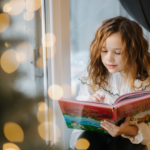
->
<box><xmin>106</xmin><ymin>52</ymin><xmax>114</xmax><ymax>62</ymax></box>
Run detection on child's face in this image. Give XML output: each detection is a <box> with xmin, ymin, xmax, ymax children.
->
<box><xmin>101</xmin><ymin>32</ymin><xmax>123</xmax><ymax>73</ymax></box>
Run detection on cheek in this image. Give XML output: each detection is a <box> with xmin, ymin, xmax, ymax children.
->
<box><xmin>101</xmin><ymin>54</ymin><xmax>105</xmax><ymax>62</ymax></box>
<box><xmin>117</xmin><ymin>56</ymin><xmax>123</xmax><ymax>64</ymax></box>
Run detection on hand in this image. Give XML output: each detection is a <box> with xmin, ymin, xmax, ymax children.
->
<box><xmin>101</xmin><ymin>117</ymin><xmax>138</xmax><ymax>137</ymax></box>
<box><xmin>87</xmin><ymin>93</ymin><xmax>105</xmax><ymax>102</ymax></box>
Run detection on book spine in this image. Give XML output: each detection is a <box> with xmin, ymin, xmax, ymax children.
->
<box><xmin>113</xmin><ymin>108</ymin><xmax>117</xmax><ymax>122</ymax></box>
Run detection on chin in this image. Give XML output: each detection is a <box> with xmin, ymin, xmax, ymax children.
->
<box><xmin>107</xmin><ymin>69</ymin><xmax>119</xmax><ymax>73</ymax></box>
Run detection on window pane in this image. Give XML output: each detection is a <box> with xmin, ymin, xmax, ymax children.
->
<box><xmin>69</xmin><ymin>0</ymin><xmax>150</xmax><ymax>99</ymax></box>
<box><xmin>0</xmin><ymin>0</ymin><xmax>51</xmax><ymax>149</ymax></box>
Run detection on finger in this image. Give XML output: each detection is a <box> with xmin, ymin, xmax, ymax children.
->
<box><xmin>91</xmin><ymin>96</ymin><xmax>99</xmax><ymax>102</ymax></box>
<box><xmin>101</xmin><ymin>124</ymin><xmax>114</xmax><ymax>136</ymax></box>
<box><xmin>124</xmin><ymin>116</ymin><xmax>130</xmax><ymax>124</ymax></box>
<box><xmin>101</xmin><ymin>95</ymin><xmax>105</xmax><ymax>99</ymax></box>
<box><xmin>101</xmin><ymin>122</ymin><xmax>114</xmax><ymax>131</ymax></box>
<box><xmin>101</xmin><ymin>122</ymin><xmax>120</xmax><ymax>137</ymax></box>
<box><xmin>94</xmin><ymin>94</ymin><xmax>101</xmax><ymax>101</ymax></box>
<box><xmin>87</xmin><ymin>96</ymin><xmax>99</xmax><ymax>102</ymax></box>
<box><xmin>100</xmin><ymin>95</ymin><xmax>105</xmax><ymax>102</ymax></box>
<box><xmin>101</xmin><ymin>120</ymin><xmax>116</xmax><ymax>129</ymax></box>
<box><xmin>94</xmin><ymin>94</ymin><xmax>105</xmax><ymax>102</ymax></box>
<box><xmin>125</xmin><ymin>116</ymin><xmax>130</xmax><ymax>122</ymax></box>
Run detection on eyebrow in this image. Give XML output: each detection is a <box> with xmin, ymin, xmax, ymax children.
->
<box><xmin>102</xmin><ymin>47</ymin><xmax>122</xmax><ymax>50</ymax></box>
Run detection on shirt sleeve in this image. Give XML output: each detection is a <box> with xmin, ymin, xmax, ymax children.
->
<box><xmin>121</xmin><ymin>122</ymin><xmax>143</xmax><ymax>144</ymax></box>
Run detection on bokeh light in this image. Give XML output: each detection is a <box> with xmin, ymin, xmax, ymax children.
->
<box><xmin>4</xmin><ymin>122</ymin><xmax>24</xmax><ymax>142</ymax></box>
<box><xmin>0</xmin><ymin>13</ymin><xmax>10</xmax><ymax>33</ymax></box>
<box><xmin>1</xmin><ymin>49</ymin><xmax>20</xmax><ymax>74</ymax></box>
<box><xmin>36</xmin><ymin>57</ymin><xmax>47</xmax><ymax>69</ymax></box>
<box><xmin>41</xmin><ymin>33</ymin><xmax>56</xmax><ymax>48</ymax></box>
<box><xmin>3</xmin><ymin>143</ymin><xmax>20</xmax><ymax>150</ymax></box>
<box><xmin>38</xmin><ymin>122</ymin><xmax>61</xmax><ymax>141</ymax></box>
<box><xmin>24</xmin><ymin>11</ymin><xmax>34</xmax><ymax>21</ymax></box>
<box><xmin>16</xmin><ymin>42</ymin><xmax>33</xmax><ymax>63</ymax></box>
<box><xmin>7</xmin><ymin>0</ymin><xmax>25</xmax><ymax>16</ymax></box>
<box><xmin>37</xmin><ymin>102</ymin><xmax>55</xmax><ymax>123</ymax></box>
<box><xmin>5</xmin><ymin>42</ymin><xmax>11</xmax><ymax>48</ymax></box>
<box><xmin>75</xmin><ymin>138</ymin><xmax>90</xmax><ymax>150</ymax></box>
<box><xmin>38</xmin><ymin>102</ymin><xmax>48</xmax><ymax>111</ymax></box>
<box><xmin>39</xmin><ymin>45</ymin><xmax>56</xmax><ymax>59</ymax></box>
<box><xmin>3</xmin><ymin>3</ymin><xmax>12</xmax><ymax>13</ymax></box>
<box><xmin>48</xmin><ymin>85</ymin><xmax>63</xmax><ymax>100</ymax></box>
<box><xmin>25</xmin><ymin>0</ymin><xmax>42</xmax><ymax>12</ymax></box>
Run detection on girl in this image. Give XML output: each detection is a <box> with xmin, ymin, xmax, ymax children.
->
<box><xmin>69</xmin><ymin>16</ymin><xmax>150</xmax><ymax>150</ymax></box>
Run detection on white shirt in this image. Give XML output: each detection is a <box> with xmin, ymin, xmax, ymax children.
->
<box><xmin>70</xmin><ymin>72</ymin><xmax>150</xmax><ymax>150</ymax></box>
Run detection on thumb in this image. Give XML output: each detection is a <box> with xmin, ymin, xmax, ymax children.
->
<box><xmin>101</xmin><ymin>95</ymin><xmax>105</xmax><ymax>99</ymax></box>
<box><xmin>124</xmin><ymin>116</ymin><xmax>130</xmax><ymax>124</ymax></box>
<box><xmin>100</xmin><ymin>95</ymin><xmax>105</xmax><ymax>102</ymax></box>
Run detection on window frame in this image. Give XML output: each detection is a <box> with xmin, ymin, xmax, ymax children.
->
<box><xmin>42</xmin><ymin>0</ymin><xmax>71</xmax><ymax>149</ymax></box>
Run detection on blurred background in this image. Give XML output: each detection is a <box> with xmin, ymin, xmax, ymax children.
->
<box><xmin>0</xmin><ymin>0</ymin><xmax>150</xmax><ymax>150</ymax></box>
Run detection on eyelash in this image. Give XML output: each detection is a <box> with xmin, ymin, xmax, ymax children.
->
<box><xmin>102</xmin><ymin>51</ymin><xmax>120</xmax><ymax>55</ymax></box>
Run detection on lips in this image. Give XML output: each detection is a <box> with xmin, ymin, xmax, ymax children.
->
<box><xmin>107</xmin><ymin>64</ymin><xmax>117</xmax><ymax>68</ymax></box>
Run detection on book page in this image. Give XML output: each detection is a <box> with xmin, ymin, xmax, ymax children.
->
<box><xmin>115</xmin><ymin>96</ymin><xmax>150</xmax><ymax>121</ymax></box>
<box><xmin>117</xmin><ymin>93</ymin><xmax>150</xmax><ymax>103</ymax></box>
<box><xmin>114</xmin><ymin>91</ymin><xmax>150</xmax><ymax>104</ymax></box>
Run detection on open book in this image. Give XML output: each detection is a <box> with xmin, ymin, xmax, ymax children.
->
<box><xmin>58</xmin><ymin>91</ymin><xmax>150</xmax><ymax>134</ymax></box>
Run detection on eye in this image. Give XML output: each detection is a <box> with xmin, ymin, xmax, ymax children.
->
<box><xmin>115</xmin><ymin>52</ymin><xmax>120</xmax><ymax>55</ymax></box>
<box><xmin>102</xmin><ymin>50</ymin><xmax>107</xmax><ymax>53</ymax></box>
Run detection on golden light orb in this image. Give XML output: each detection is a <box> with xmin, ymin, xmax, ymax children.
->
<box><xmin>16</xmin><ymin>42</ymin><xmax>33</xmax><ymax>63</ymax></box>
<box><xmin>38</xmin><ymin>122</ymin><xmax>61</xmax><ymax>141</ymax></box>
<box><xmin>36</xmin><ymin>57</ymin><xmax>47</xmax><ymax>69</ymax></box>
<box><xmin>48</xmin><ymin>85</ymin><xmax>63</xmax><ymax>100</ymax></box>
<box><xmin>41</xmin><ymin>33</ymin><xmax>56</xmax><ymax>48</ymax></box>
<box><xmin>5</xmin><ymin>42</ymin><xmax>11</xmax><ymax>48</ymax></box>
<box><xmin>39</xmin><ymin>45</ymin><xmax>56</xmax><ymax>59</ymax></box>
<box><xmin>8</xmin><ymin>0</ymin><xmax>25</xmax><ymax>16</ymax></box>
<box><xmin>1</xmin><ymin>49</ymin><xmax>20</xmax><ymax>74</ymax></box>
<box><xmin>3</xmin><ymin>143</ymin><xmax>20</xmax><ymax>150</ymax></box>
<box><xmin>38</xmin><ymin>102</ymin><xmax>48</xmax><ymax>111</ymax></box>
<box><xmin>0</xmin><ymin>13</ymin><xmax>10</xmax><ymax>33</ymax></box>
<box><xmin>25</xmin><ymin>0</ymin><xmax>42</xmax><ymax>12</ymax></box>
<box><xmin>75</xmin><ymin>138</ymin><xmax>90</xmax><ymax>150</ymax></box>
<box><xmin>37</xmin><ymin>106</ymin><xmax>55</xmax><ymax>123</ymax></box>
<box><xmin>3</xmin><ymin>3</ymin><xmax>12</xmax><ymax>13</ymax></box>
<box><xmin>4</xmin><ymin>122</ymin><xmax>24</xmax><ymax>142</ymax></box>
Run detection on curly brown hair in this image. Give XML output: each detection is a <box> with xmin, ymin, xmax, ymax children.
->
<box><xmin>86</xmin><ymin>16</ymin><xmax>150</xmax><ymax>91</ymax></box>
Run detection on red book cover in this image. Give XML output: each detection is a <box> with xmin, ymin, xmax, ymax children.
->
<box><xmin>58</xmin><ymin>91</ymin><xmax>150</xmax><ymax>134</ymax></box>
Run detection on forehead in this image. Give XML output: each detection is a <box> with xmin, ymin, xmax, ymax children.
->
<box><xmin>103</xmin><ymin>32</ymin><xmax>122</xmax><ymax>50</ymax></box>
